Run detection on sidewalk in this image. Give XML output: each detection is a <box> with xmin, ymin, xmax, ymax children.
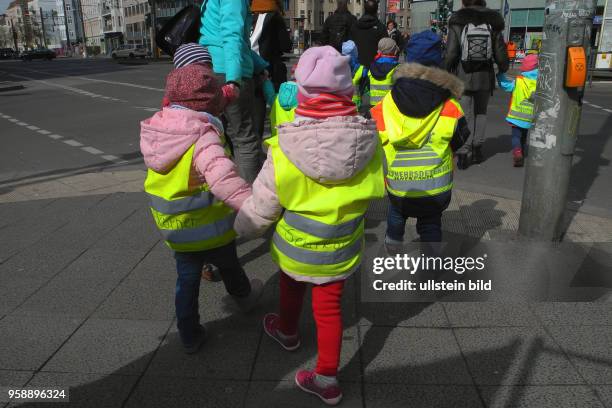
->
<box><xmin>1</xmin><ymin>169</ymin><xmax>612</xmax><ymax>408</ymax></box>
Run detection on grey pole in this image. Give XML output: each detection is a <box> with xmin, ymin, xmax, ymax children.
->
<box><xmin>518</xmin><ymin>0</ymin><xmax>596</xmax><ymax>241</ymax></box>
<box><xmin>39</xmin><ymin>7</ymin><xmax>46</xmax><ymax>47</ymax></box>
<box><xmin>62</xmin><ymin>0</ymin><xmax>72</xmax><ymax>54</ymax></box>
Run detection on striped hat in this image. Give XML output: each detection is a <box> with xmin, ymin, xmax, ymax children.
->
<box><xmin>173</xmin><ymin>43</ymin><xmax>212</xmax><ymax>69</ymax></box>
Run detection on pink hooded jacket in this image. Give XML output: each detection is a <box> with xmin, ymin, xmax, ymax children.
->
<box><xmin>140</xmin><ymin>107</ymin><xmax>251</xmax><ymax>211</ymax></box>
<box><xmin>234</xmin><ymin>115</ymin><xmax>382</xmax><ymax>284</ymax></box>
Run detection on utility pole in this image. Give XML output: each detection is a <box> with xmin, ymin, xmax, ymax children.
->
<box><xmin>77</xmin><ymin>0</ymin><xmax>87</xmax><ymax>57</ymax></box>
<box><xmin>518</xmin><ymin>0</ymin><xmax>596</xmax><ymax>240</ymax></box>
<box><xmin>149</xmin><ymin>0</ymin><xmax>157</xmax><ymax>58</ymax></box>
<box><xmin>39</xmin><ymin>7</ymin><xmax>46</xmax><ymax>47</ymax></box>
<box><xmin>9</xmin><ymin>18</ymin><xmax>19</xmax><ymax>51</ymax></box>
<box><xmin>62</xmin><ymin>0</ymin><xmax>72</xmax><ymax>54</ymax></box>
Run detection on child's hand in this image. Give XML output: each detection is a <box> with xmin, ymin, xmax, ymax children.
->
<box><xmin>222</xmin><ymin>83</ymin><xmax>240</xmax><ymax>105</ymax></box>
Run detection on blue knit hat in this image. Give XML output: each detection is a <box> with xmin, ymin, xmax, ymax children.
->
<box><xmin>173</xmin><ymin>43</ymin><xmax>212</xmax><ymax>69</ymax></box>
<box><xmin>405</xmin><ymin>30</ymin><xmax>443</xmax><ymax>67</ymax></box>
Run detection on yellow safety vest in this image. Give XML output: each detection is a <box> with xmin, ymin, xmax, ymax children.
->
<box><xmin>144</xmin><ymin>144</ymin><xmax>236</xmax><ymax>252</ymax></box>
<box><xmin>352</xmin><ymin>65</ymin><xmax>367</xmax><ymax>108</ymax></box>
<box><xmin>268</xmin><ymin>138</ymin><xmax>385</xmax><ymax>278</ymax></box>
<box><xmin>270</xmin><ymin>97</ymin><xmax>296</xmax><ymax>137</ymax></box>
<box><xmin>507</xmin><ymin>76</ymin><xmax>537</xmax><ymax>124</ymax></box>
<box><xmin>372</xmin><ymin>94</ymin><xmax>462</xmax><ymax>198</ymax></box>
<box><xmin>368</xmin><ymin>67</ymin><xmax>396</xmax><ymax>106</ymax></box>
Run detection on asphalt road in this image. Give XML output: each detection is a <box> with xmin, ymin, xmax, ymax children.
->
<box><xmin>1</xmin><ymin>58</ymin><xmax>611</xmax><ymax>216</ymax></box>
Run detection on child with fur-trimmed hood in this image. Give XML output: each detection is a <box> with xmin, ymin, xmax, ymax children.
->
<box><xmin>370</xmin><ymin>31</ymin><xmax>470</xmax><ymax>246</ymax></box>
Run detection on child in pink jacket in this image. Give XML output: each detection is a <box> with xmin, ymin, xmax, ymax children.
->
<box><xmin>235</xmin><ymin>46</ymin><xmax>385</xmax><ymax>405</ymax></box>
<box><xmin>140</xmin><ymin>48</ymin><xmax>262</xmax><ymax>354</ymax></box>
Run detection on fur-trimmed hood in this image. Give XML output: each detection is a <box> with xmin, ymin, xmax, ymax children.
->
<box><xmin>390</xmin><ymin>63</ymin><xmax>464</xmax><ymax>118</ymax></box>
<box><xmin>449</xmin><ymin>6</ymin><xmax>505</xmax><ymax>31</ymax></box>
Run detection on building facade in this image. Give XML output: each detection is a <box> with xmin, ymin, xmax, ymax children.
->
<box><xmin>5</xmin><ymin>0</ymin><xmax>34</xmax><ymax>49</ymax></box>
<box><xmin>122</xmin><ymin>0</ymin><xmax>148</xmax><ymax>49</ymax></box>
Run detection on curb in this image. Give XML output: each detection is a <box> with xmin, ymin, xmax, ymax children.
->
<box><xmin>0</xmin><ymin>83</ymin><xmax>24</xmax><ymax>92</ymax></box>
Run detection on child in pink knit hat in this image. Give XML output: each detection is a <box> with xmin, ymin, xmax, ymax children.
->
<box><xmin>498</xmin><ymin>53</ymin><xmax>539</xmax><ymax>167</ymax></box>
<box><xmin>235</xmin><ymin>46</ymin><xmax>385</xmax><ymax>405</ymax></box>
<box><xmin>140</xmin><ymin>62</ymin><xmax>263</xmax><ymax>354</ymax></box>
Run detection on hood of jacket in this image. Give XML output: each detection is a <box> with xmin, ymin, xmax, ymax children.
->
<box><xmin>277</xmin><ymin>116</ymin><xmax>379</xmax><ymax>184</ymax></box>
<box><xmin>140</xmin><ymin>107</ymin><xmax>221</xmax><ymax>173</ymax></box>
<box><xmin>370</xmin><ymin>56</ymin><xmax>399</xmax><ymax>80</ymax></box>
<box><xmin>356</xmin><ymin>14</ymin><xmax>383</xmax><ymax>30</ymax></box>
<box><xmin>449</xmin><ymin>6</ymin><xmax>505</xmax><ymax>31</ymax></box>
<box><xmin>386</xmin><ymin>63</ymin><xmax>464</xmax><ymax>147</ymax></box>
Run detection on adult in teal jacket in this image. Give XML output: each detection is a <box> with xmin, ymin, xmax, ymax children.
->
<box><xmin>199</xmin><ymin>0</ymin><xmax>269</xmax><ymax>183</ymax></box>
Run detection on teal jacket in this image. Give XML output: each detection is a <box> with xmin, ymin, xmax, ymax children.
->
<box><xmin>198</xmin><ymin>0</ymin><xmax>268</xmax><ymax>83</ymax></box>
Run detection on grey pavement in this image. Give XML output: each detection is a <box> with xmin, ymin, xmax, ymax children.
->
<box><xmin>0</xmin><ymin>59</ymin><xmax>611</xmax><ymax>407</ymax></box>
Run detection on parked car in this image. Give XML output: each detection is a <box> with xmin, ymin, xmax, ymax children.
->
<box><xmin>111</xmin><ymin>45</ymin><xmax>149</xmax><ymax>59</ymax></box>
<box><xmin>21</xmin><ymin>48</ymin><xmax>56</xmax><ymax>61</ymax></box>
<box><xmin>0</xmin><ymin>48</ymin><xmax>17</xmax><ymax>59</ymax></box>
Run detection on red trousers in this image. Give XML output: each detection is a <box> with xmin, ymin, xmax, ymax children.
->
<box><xmin>279</xmin><ymin>272</ymin><xmax>345</xmax><ymax>377</ymax></box>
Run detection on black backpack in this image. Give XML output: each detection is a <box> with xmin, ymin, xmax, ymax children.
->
<box><xmin>155</xmin><ymin>4</ymin><xmax>202</xmax><ymax>57</ymax></box>
<box><xmin>327</xmin><ymin>14</ymin><xmax>350</xmax><ymax>51</ymax></box>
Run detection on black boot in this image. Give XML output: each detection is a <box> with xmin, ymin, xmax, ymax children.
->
<box><xmin>472</xmin><ymin>146</ymin><xmax>484</xmax><ymax>164</ymax></box>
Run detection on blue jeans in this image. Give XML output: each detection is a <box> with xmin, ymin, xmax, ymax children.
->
<box><xmin>386</xmin><ymin>191</ymin><xmax>452</xmax><ymax>243</ymax></box>
<box><xmin>511</xmin><ymin>126</ymin><xmax>528</xmax><ymax>150</ymax></box>
<box><xmin>174</xmin><ymin>241</ymin><xmax>251</xmax><ymax>345</ymax></box>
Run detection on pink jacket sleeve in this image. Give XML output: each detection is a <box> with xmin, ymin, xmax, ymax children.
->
<box><xmin>193</xmin><ymin>128</ymin><xmax>252</xmax><ymax>211</ymax></box>
<box><xmin>234</xmin><ymin>150</ymin><xmax>282</xmax><ymax>239</ymax></box>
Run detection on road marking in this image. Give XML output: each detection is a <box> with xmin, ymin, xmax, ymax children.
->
<box><xmin>0</xmin><ymin>112</ymin><xmax>126</xmax><ymax>164</ymax></box>
<box><xmin>590</xmin><ymin>104</ymin><xmax>602</xmax><ymax>109</ymax></box>
<box><xmin>63</xmin><ymin>139</ymin><xmax>83</xmax><ymax>147</ymax></box>
<box><xmin>8</xmin><ymin>118</ymin><xmax>18</xmax><ymax>122</ymax></box>
<box><xmin>604</xmin><ymin>109</ymin><xmax>612</xmax><ymax>113</ymax></box>
<box><xmin>81</xmin><ymin>146</ymin><xmax>104</xmax><ymax>155</ymax></box>
<box><xmin>136</xmin><ymin>106</ymin><xmax>159</xmax><ymax>112</ymax></box>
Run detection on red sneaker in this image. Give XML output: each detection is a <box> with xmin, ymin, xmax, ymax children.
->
<box><xmin>513</xmin><ymin>148</ymin><xmax>524</xmax><ymax>167</ymax></box>
<box><xmin>295</xmin><ymin>369</ymin><xmax>343</xmax><ymax>406</ymax></box>
<box><xmin>263</xmin><ymin>313</ymin><xmax>300</xmax><ymax>351</ymax></box>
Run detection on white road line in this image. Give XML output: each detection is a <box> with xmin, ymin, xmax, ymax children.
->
<box><xmin>16</xmin><ymin>121</ymin><xmax>27</xmax><ymax>126</ymax></box>
<box><xmin>590</xmin><ymin>104</ymin><xmax>602</xmax><ymax>109</ymax></box>
<box><xmin>26</xmin><ymin>125</ymin><xmax>40</xmax><ymax>130</ymax></box>
<box><xmin>37</xmin><ymin>129</ymin><xmax>51</xmax><ymax>135</ymax></box>
<box><xmin>8</xmin><ymin>118</ymin><xmax>18</xmax><ymax>122</ymax></box>
<box><xmin>136</xmin><ymin>106</ymin><xmax>159</xmax><ymax>112</ymax></box>
<box><xmin>49</xmin><ymin>134</ymin><xmax>63</xmax><ymax>139</ymax></box>
<box><xmin>101</xmin><ymin>154</ymin><xmax>120</xmax><ymax>161</ymax></box>
<box><xmin>604</xmin><ymin>109</ymin><xmax>612</xmax><ymax>113</ymax></box>
<box><xmin>76</xmin><ymin>76</ymin><xmax>164</xmax><ymax>92</ymax></box>
<box><xmin>63</xmin><ymin>139</ymin><xmax>83</xmax><ymax>147</ymax></box>
<box><xmin>81</xmin><ymin>146</ymin><xmax>104</xmax><ymax>155</ymax></box>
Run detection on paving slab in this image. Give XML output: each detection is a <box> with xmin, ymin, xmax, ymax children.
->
<box><xmin>147</xmin><ymin>324</ymin><xmax>261</xmax><ymax>380</ymax></box>
<box><xmin>357</xmin><ymin>302</ymin><xmax>449</xmax><ymax>328</ymax></box>
<box><xmin>41</xmin><ymin>318</ymin><xmax>170</xmax><ymax>375</ymax></box>
<box><xmin>478</xmin><ymin>385</ymin><xmax>605</xmax><ymax>408</ymax></box>
<box><xmin>364</xmin><ymin>384</ymin><xmax>484</xmax><ymax>408</ymax></box>
<box><xmin>92</xmin><ymin>208</ymin><xmax>160</xmax><ymax>252</ymax></box>
<box><xmin>0</xmin><ymin>371</ymin><xmax>34</xmax><ymax>405</ymax></box>
<box><xmin>125</xmin><ymin>240</ymin><xmax>174</xmax><ymax>282</ymax></box>
<box><xmin>360</xmin><ymin>327</ymin><xmax>473</xmax><ymax>385</ymax></box>
<box><xmin>0</xmin><ymin>315</ymin><xmax>82</xmax><ymax>371</ymax></box>
<box><xmin>532</xmin><ymin>303</ymin><xmax>612</xmax><ymax>326</ymax></box>
<box><xmin>12</xmin><ymin>249</ymin><xmax>148</xmax><ymax>317</ymax></box>
<box><xmin>454</xmin><ymin>327</ymin><xmax>584</xmax><ymax>385</ymax></box>
<box><xmin>125</xmin><ymin>377</ymin><xmax>246</xmax><ymax>408</ymax></box>
<box><xmin>596</xmin><ymin>386</ymin><xmax>612</xmax><ymax>408</ymax></box>
<box><xmin>547</xmin><ymin>326</ymin><xmax>612</xmax><ymax>385</ymax></box>
<box><xmin>7</xmin><ymin>372</ymin><xmax>139</xmax><ymax>408</ymax></box>
<box><xmin>244</xmin><ymin>380</ymin><xmax>362</xmax><ymax>408</ymax></box>
<box><xmin>443</xmin><ymin>303</ymin><xmax>540</xmax><ymax>327</ymax></box>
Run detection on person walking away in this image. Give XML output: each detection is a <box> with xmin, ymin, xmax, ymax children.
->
<box><xmin>350</xmin><ymin>0</ymin><xmax>387</xmax><ymax>67</ymax></box>
<box><xmin>387</xmin><ymin>20</ymin><xmax>403</xmax><ymax>52</ymax></box>
<box><xmin>342</xmin><ymin>40</ymin><xmax>368</xmax><ymax>110</ymax></box>
<box><xmin>250</xmin><ymin>0</ymin><xmax>292</xmax><ymax>140</ymax></box>
<box><xmin>366</xmin><ymin>38</ymin><xmax>400</xmax><ymax>109</ymax></box>
<box><xmin>140</xmin><ymin>60</ymin><xmax>263</xmax><ymax>354</ymax></box>
<box><xmin>321</xmin><ymin>0</ymin><xmax>356</xmax><ymax>52</ymax></box>
<box><xmin>443</xmin><ymin>0</ymin><xmax>509</xmax><ymax>168</ymax></box>
<box><xmin>497</xmin><ymin>54</ymin><xmax>538</xmax><ymax>167</ymax></box>
<box><xmin>199</xmin><ymin>0</ymin><xmax>269</xmax><ymax>183</ymax></box>
<box><xmin>234</xmin><ymin>46</ymin><xmax>385</xmax><ymax>405</ymax></box>
<box><xmin>370</xmin><ymin>38</ymin><xmax>469</xmax><ymax>248</ymax></box>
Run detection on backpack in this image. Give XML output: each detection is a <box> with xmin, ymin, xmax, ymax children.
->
<box><xmin>460</xmin><ymin>23</ymin><xmax>493</xmax><ymax>73</ymax></box>
<box><xmin>155</xmin><ymin>2</ymin><xmax>204</xmax><ymax>57</ymax></box>
<box><xmin>327</xmin><ymin>14</ymin><xmax>350</xmax><ymax>51</ymax></box>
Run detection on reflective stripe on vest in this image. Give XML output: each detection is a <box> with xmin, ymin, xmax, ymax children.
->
<box><xmin>380</xmin><ymin>96</ymin><xmax>458</xmax><ymax>198</ymax></box>
<box><xmin>368</xmin><ymin>67</ymin><xmax>396</xmax><ymax>105</ymax></box>
<box><xmin>269</xmin><ymin>141</ymin><xmax>385</xmax><ymax>278</ymax></box>
<box><xmin>507</xmin><ymin>76</ymin><xmax>537</xmax><ymax>123</ymax></box>
<box><xmin>144</xmin><ymin>144</ymin><xmax>236</xmax><ymax>252</ymax></box>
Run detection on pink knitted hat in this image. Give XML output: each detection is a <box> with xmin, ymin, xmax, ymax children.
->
<box><xmin>521</xmin><ymin>54</ymin><xmax>539</xmax><ymax>72</ymax></box>
<box><xmin>294</xmin><ymin>46</ymin><xmax>353</xmax><ymax>99</ymax></box>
